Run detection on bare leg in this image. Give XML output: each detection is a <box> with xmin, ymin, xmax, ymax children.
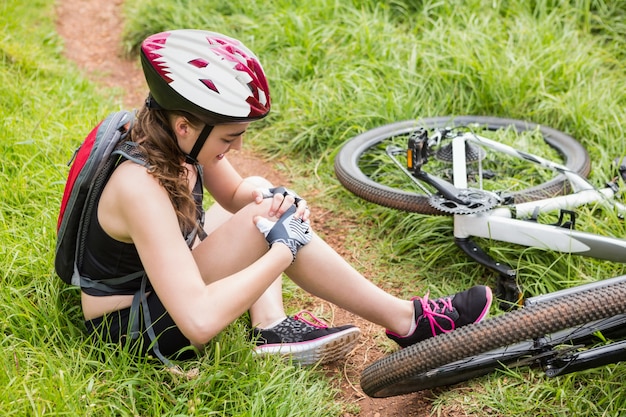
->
<box><xmin>197</xmin><ymin>178</ymin><xmax>414</xmax><ymax>336</ymax></box>
<box><xmin>199</xmin><ymin>203</ymin><xmax>414</xmax><ymax>335</ymax></box>
<box><xmin>248</xmin><ymin>277</ymin><xmax>286</xmax><ymax>328</ymax></box>
<box><xmin>195</xmin><ymin>186</ymin><xmax>488</xmax><ymax>351</ymax></box>
<box><xmin>287</xmin><ymin>234</ymin><xmax>414</xmax><ymax>336</ymax></box>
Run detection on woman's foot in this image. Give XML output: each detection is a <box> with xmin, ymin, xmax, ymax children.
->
<box><xmin>252</xmin><ymin>311</ymin><xmax>361</xmax><ymax>365</ymax></box>
<box><xmin>386</xmin><ymin>285</ymin><xmax>492</xmax><ymax>348</ymax></box>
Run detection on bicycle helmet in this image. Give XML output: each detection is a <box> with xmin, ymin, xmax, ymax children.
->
<box><xmin>140</xmin><ymin>29</ymin><xmax>271</xmax><ymax>161</ymax></box>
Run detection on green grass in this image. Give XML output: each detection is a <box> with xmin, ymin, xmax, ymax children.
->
<box><xmin>2</xmin><ymin>0</ymin><xmax>626</xmax><ymax>415</ymax></box>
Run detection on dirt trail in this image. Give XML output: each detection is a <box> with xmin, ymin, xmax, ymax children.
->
<box><xmin>55</xmin><ymin>1</ymin><xmax>438</xmax><ymax>415</ymax></box>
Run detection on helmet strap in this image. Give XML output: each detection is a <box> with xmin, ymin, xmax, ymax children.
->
<box><xmin>185</xmin><ymin>124</ymin><xmax>213</xmax><ymax>164</ymax></box>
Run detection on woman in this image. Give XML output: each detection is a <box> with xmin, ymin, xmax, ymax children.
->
<box><xmin>81</xmin><ymin>29</ymin><xmax>492</xmax><ymax>365</ymax></box>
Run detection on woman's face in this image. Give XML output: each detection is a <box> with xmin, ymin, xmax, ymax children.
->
<box><xmin>175</xmin><ymin>117</ymin><xmax>250</xmax><ymax>165</ymax></box>
<box><xmin>198</xmin><ymin>123</ymin><xmax>249</xmax><ymax>165</ymax></box>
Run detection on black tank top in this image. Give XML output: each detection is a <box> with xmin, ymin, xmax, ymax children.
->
<box><xmin>80</xmin><ymin>154</ymin><xmax>205</xmax><ymax>296</ymax></box>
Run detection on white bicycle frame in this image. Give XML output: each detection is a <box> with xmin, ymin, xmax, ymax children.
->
<box><xmin>450</xmin><ymin>133</ymin><xmax>626</xmax><ymax>263</ymax></box>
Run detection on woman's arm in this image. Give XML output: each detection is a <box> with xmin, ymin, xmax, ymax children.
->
<box><xmin>201</xmin><ymin>156</ymin><xmax>257</xmax><ymax>213</ymax></box>
<box><xmin>104</xmin><ymin>162</ymin><xmax>293</xmax><ymax>346</ymax></box>
<box><xmin>202</xmin><ymin>157</ymin><xmax>309</xmax><ymax>220</ymax></box>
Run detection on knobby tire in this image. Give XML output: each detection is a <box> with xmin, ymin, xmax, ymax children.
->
<box><xmin>360</xmin><ymin>280</ymin><xmax>626</xmax><ymax>397</ymax></box>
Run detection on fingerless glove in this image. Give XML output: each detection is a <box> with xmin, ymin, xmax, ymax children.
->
<box><xmin>256</xmin><ymin>206</ymin><xmax>312</xmax><ymax>261</ymax></box>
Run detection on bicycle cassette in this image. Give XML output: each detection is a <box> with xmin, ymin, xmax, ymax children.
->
<box><xmin>435</xmin><ymin>142</ymin><xmax>486</xmax><ymax>164</ymax></box>
<box><xmin>429</xmin><ymin>189</ymin><xmax>501</xmax><ymax>214</ymax></box>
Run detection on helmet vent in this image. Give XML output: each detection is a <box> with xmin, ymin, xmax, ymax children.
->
<box><xmin>200</xmin><ymin>79</ymin><xmax>219</xmax><ymax>93</ymax></box>
<box><xmin>188</xmin><ymin>58</ymin><xmax>209</xmax><ymax>68</ymax></box>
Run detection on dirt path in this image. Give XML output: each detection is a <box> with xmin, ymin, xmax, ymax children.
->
<box><xmin>55</xmin><ymin>2</ymin><xmax>437</xmax><ymax>415</ymax></box>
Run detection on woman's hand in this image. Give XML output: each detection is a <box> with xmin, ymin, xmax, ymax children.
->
<box><xmin>253</xmin><ymin>186</ymin><xmax>310</xmax><ymax>221</ymax></box>
<box><xmin>254</xmin><ymin>205</ymin><xmax>312</xmax><ymax>262</ymax></box>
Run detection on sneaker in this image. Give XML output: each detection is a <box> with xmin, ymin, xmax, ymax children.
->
<box><xmin>386</xmin><ymin>285</ymin><xmax>492</xmax><ymax>348</ymax></box>
<box><xmin>251</xmin><ymin>311</ymin><xmax>361</xmax><ymax>366</ymax></box>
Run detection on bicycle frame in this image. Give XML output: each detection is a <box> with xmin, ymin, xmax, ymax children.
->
<box><xmin>396</xmin><ymin>129</ymin><xmax>626</xmax><ymax>308</ymax></box>
<box><xmin>454</xmin><ymin>188</ymin><xmax>626</xmax><ymax>263</ymax></box>
<box><xmin>421</xmin><ymin>132</ymin><xmax>626</xmax><ymax>278</ymax></box>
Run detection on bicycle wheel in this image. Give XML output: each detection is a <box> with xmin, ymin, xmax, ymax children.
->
<box><xmin>360</xmin><ymin>280</ymin><xmax>626</xmax><ymax>397</ymax></box>
<box><xmin>335</xmin><ymin>116</ymin><xmax>591</xmax><ymax>215</ymax></box>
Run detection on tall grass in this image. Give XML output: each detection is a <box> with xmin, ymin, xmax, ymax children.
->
<box><xmin>2</xmin><ymin>0</ymin><xmax>626</xmax><ymax>415</ymax></box>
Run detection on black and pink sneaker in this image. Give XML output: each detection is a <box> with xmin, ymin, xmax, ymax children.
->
<box><xmin>386</xmin><ymin>285</ymin><xmax>492</xmax><ymax>348</ymax></box>
<box><xmin>252</xmin><ymin>311</ymin><xmax>361</xmax><ymax>366</ymax></box>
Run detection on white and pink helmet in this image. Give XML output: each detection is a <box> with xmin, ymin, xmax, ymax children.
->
<box><xmin>140</xmin><ymin>29</ymin><xmax>271</xmax><ymax>124</ymax></box>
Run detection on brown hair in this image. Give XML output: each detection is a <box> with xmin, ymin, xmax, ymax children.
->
<box><xmin>128</xmin><ymin>105</ymin><xmax>205</xmax><ymax>235</ymax></box>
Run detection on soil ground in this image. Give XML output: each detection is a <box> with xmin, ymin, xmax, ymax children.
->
<box><xmin>55</xmin><ymin>2</ymin><xmax>447</xmax><ymax>415</ymax></box>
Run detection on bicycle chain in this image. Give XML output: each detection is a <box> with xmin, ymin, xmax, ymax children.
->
<box><xmin>428</xmin><ymin>189</ymin><xmax>501</xmax><ymax>214</ymax></box>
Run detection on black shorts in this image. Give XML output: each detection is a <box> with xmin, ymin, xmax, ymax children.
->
<box><xmin>84</xmin><ymin>290</ymin><xmax>197</xmax><ymax>361</ymax></box>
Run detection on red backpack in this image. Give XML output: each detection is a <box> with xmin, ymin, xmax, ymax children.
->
<box><xmin>55</xmin><ymin>110</ymin><xmax>141</xmax><ymax>286</ymax></box>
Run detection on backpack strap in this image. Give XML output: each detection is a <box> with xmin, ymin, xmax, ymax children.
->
<box><xmin>112</xmin><ymin>141</ymin><xmax>150</xmax><ymax>167</ymax></box>
<box><xmin>127</xmin><ymin>275</ymin><xmax>176</xmax><ymax>368</ymax></box>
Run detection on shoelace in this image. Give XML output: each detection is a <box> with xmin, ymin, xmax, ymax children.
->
<box><xmin>417</xmin><ymin>292</ymin><xmax>456</xmax><ymax>336</ymax></box>
<box><xmin>293</xmin><ymin>310</ymin><xmax>328</xmax><ymax>329</ymax></box>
